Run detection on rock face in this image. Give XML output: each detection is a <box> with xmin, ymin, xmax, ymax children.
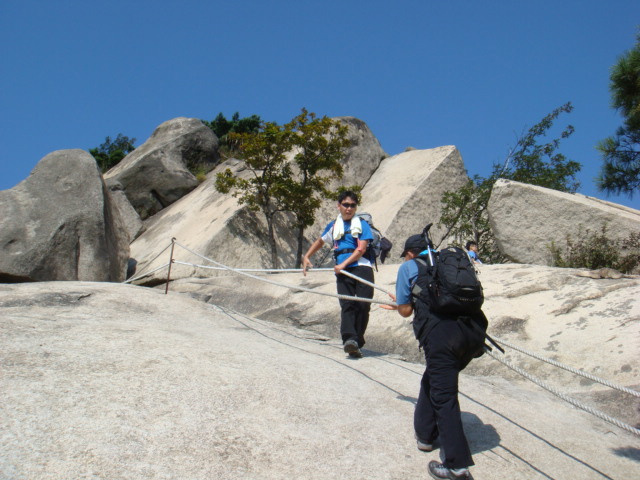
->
<box><xmin>130</xmin><ymin>117</ymin><xmax>388</xmax><ymax>281</ymax></box>
<box><xmin>356</xmin><ymin>146</ymin><xmax>470</xmax><ymax>262</ymax></box>
<box><xmin>488</xmin><ymin>179</ymin><xmax>640</xmax><ymax>265</ymax></box>
<box><xmin>128</xmin><ymin>158</ymin><xmax>300</xmax><ymax>284</ymax></box>
<box><xmin>0</xmin><ymin>150</ymin><xmax>129</xmax><ymax>282</ymax></box>
<box><xmin>104</xmin><ymin>117</ymin><xmax>219</xmax><ymax>220</ymax></box>
<box><xmin>302</xmin><ymin>117</ymin><xmax>387</xmax><ymax>244</ymax></box>
<box><xmin>2</xmin><ymin>280</ymin><xmax>636</xmax><ymax>479</ymax></box>
<box><xmin>106</xmin><ymin>181</ymin><xmax>144</xmax><ymax>242</ymax></box>
<box><xmin>334</xmin><ymin>116</ymin><xmax>387</xmax><ymax>188</ymax></box>
<box><xmin>164</xmin><ymin>261</ymin><xmax>640</xmax><ymax>428</ymax></box>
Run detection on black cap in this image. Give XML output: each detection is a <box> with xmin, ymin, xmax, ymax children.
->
<box><xmin>400</xmin><ymin>234</ymin><xmax>428</xmax><ymax>257</ymax></box>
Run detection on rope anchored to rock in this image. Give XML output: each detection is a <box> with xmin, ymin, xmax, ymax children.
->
<box><xmin>124</xmin><ymin>238</ymin><xmax>640</xmax><ymax>437</ymax></box>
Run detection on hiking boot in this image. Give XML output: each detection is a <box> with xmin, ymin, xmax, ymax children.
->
<box><xmin>348</xmin><ymin>349</ymin><xmax>363</xmax><ymax>358</ymax></box>
<box><xmin>428</xmin><ymin>461</ymin><xmax>473</xmax><ymax>480</ymax></box>
<box><xmin>343</xmin><ymin>340</ymin><xmax>359</xmax><ymax>355</ymax></box>
<box><xmin>416</xmin><ymin>436</ymin><xmax>433</xmax><ymax>452</ymax></box>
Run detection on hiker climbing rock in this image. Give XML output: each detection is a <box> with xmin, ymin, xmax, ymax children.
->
<box><xmin>382</xmin><ymin>225</ymin><xmax>490</xmax><ymax>480</ymax></box>
<box><xmin>465</xmin><ymin>240</ymin><xmax>483</xmax><ymax>265</ymax></box>
<box><xmin>302</xmin><ymin>190</ymin><xmax>374</xmax><ymax>358</ymax></box>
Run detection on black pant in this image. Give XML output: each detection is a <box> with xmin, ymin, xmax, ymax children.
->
<box><xmin>336</xmin><ymin>265</ymin><xmax>374</xmax><ymax>347</ymax></box>
<box><xmin>414</xmin><ymin>319</ymin><xmax>474</xmax><ymax>470</ymax></box>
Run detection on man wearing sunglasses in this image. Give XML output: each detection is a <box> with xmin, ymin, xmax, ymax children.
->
<box><xmin>302</xmin><ymin>190</ymin><xmax>374</xmax><ymax>358</ymax></box>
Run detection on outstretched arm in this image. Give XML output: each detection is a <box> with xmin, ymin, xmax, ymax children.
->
<box><xmin>380</xmin><ymin>293</ymin><xmax>414</xmax><ymax>317</ymax></box>
<box><xmin>302</xmin><ymin>238</ymin><xmax>325</xmax><ymax>276</ymax></box>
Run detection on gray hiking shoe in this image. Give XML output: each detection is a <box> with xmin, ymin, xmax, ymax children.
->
<box><xmin>428</xmin><ymin>461</ymin><xmax>473</xmax><ymax>480</ymax></box>
<box><xmin>416</xmin><ymin>436</ymin><xmax>433</xmax><ymax>452</ymax></box>
<box><xmin>343</xmin><ymin>340</ymin><xmax>363</xmax><ymax>358</ymax></box>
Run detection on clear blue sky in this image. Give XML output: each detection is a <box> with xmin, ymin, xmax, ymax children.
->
<box><xmin>2</xmin><ymin>1</ymin><xmax>639</xmax><ymax>209</ymax></box>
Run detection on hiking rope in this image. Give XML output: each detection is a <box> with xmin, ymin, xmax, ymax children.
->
<box><xmin>339</xmin><ymin>268</ymin><xmax>395</xmax><ymax>296</ymax></box>
<box><xmin>172</xmin><ymin>260</ymin><xmax>394</xmax><ymax>296</ymax></box>
<box><xmin>172</xmin><ymin>241</ymin><xmax>397</xmax><ymax>306</ymax></box>
<box><xmin>123</xmin><ymin>241</ymin><xmax>174</xmax><ymax>284</ymax></box>
<box><xmin>172</xmin><ymin>260</ymin><xmax>333</xmax><ymax>274</ymax></box>
<box><xmin>124</xmin><ymin>262</ymin><xmax>171</xmax><ymax>284</ymax></box>
<box><xmin>128</xmin><ymin>239</ymin><xmax>638</xmax><ymax>434</ymax></box>
<box><xmin>485</xmin><ymin>348</ymin><xmax>640</xmax><ymax>437</ymax></box>
<box><xmin>491</xmin><ymin>336</ymin><xmax>640</xmax><ymax>398</ymax></box>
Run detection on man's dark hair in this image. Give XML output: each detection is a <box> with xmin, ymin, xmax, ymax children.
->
<box><xmin>465</xmin><ymin>240</ymin><xmax>477</xmax><ymax>250</ymax></box>
<box><xmin>338</xmin><ymin>190</ymin><xmax>359</xmax><ymax>204</ymax></box>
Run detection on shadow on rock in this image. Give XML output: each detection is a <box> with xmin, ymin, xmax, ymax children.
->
<box><xmin>462</xmin><ymin>411</ymin><xmax>501</xmax><ymax>455</ymax></box>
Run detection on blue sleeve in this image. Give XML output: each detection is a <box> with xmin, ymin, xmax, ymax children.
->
<box><xmin>321</xmin><ymin>221</ymin><xmax>335</xmax><ymax>237</ymax></box>
<box><xmin>396</xmin><ymin>261</ymin><xmax>419</xmax><ymax>305</ymax></box>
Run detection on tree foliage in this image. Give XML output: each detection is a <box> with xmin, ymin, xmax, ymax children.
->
<box><xmin>215</xmin><ymin>121</ymin><xmax>294</xmax><ymax>268</ymax></box>
<box><xmin>214</xmin><ymin>109</ymin><xmax>351</xmax><ymax>268</ymax></box>
<box><xmin>282</xmin><ymin>109</ymin><xmax>351</xmax><ymax>267</ymax></box>
<box><xmin>503</xmin><ymin>102</ymin><xmax>580</xmax><ymax>193</ymax></box>
<box><xmin>89</xmin><ymin>134</ymin><xmax>136</xmax><ymax>172</ymax></box>
<box><xmin>438</xmin><ymin>103</ymin><xmax>580</xmax><ymax>263</ymax></box>
<box><xmin>203</xmin><ymin>112</ymin><xmax>262</xmax><ymax>149</ymax></box>
<box><xmin>597</xmin><ymin>33</ymin><xmax>640</xmax><ymax>198</ymax></box>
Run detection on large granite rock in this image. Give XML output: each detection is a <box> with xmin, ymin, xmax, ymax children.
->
<box><xmin>131</xmin><ymin>117</ymin><xmax>387</xmax><ymax>281</ymax></box>
<box><xmin>301</xmin><ymin>117</ymin><xmax>387</xmax><ymax>244</ymax></box>
<box><xmin>107</xmin><ymin>181</ymin><xmax>144</xmax><ymax>242</ymax></box>
<box><xmin>356</xmin><ymin>146</ymin><xmax>470</xmax><ymax>263</ymax></box>
<box><xmin>104</xmin><ymin>117</ymin><xmax>219</xmax><ymax>220</ymax></box>
<box><xmin>0</xmin><ymin>149</ymin><xmax>129</xmax><ymax>282</ymax></box>
<box><xmin>128</xmin><ymin>158</ymin><xmax>300</xmax><ymax>284</ymax></box>
<box><xmin>333</xmin><ymin>116</ymin><xmax>387</xmax><ymax>188</ymax></box>
<box><xmin>488</xmin><ymin>179</ymin><xmax>640</xmax><ymax>265</ymax></box>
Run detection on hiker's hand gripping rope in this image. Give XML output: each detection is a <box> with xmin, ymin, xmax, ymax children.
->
<box><xmin>334</xmin><ymin>239</ymin><xmax>368</xmax><ymax>275</ymax></box>
<box><xmin>380</xmin><ymin>292</ymin><xmax>398</xmax><ymax>311</ymax></box>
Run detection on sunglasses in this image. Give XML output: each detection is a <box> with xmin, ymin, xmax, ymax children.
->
<box><xmin>341</xmin><ymin>202</ymin><xmax>357</xmax><ymax>209</ymax></box>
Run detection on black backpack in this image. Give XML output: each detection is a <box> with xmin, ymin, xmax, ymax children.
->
<box><xmin>411</xmin><ymin>247</ymin><xmax>484</xmax><ymax>315</ymax></box>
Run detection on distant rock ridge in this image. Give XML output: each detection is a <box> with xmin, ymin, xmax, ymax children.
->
<box><xmin>2</xmin><ymin>115</ymin><xmax>640</xmax><ymax>284</ymax></box>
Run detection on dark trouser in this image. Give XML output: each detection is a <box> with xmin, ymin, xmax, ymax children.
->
<box><xmin>414</xmin><ymin>319</ymin><xmax>474</xmax><ymax>470</ymax></box>
<box><xmin>336</xmin><ymin>265</ymin><xmax>374</xmax><ymax>347</ymax></box>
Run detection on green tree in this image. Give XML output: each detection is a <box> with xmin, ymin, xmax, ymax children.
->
<box><xmin>282</xmin><ymin>109</ymin><xmax>351</xmax><ymax>267</ymax></box>
<box><xmin>597</xmin><ymin>33</ymin><xmax>640</xmax><ymax>198</ymax></box>
<box><xmin>503</xmin><ymin>102</ymin><xmax>580</xmax><ymax>193</ymax></box>
<box><xmin>438</xmin><ymin>172</ymin><xmax>506</xmax><ymax>263</ymax></box>
<box><xmin>89</xmin><ymin>134</ymin><xmax>136</xmax><ymax>172</ymax></box>
<box><xmin>214</xmin><ymin>121</ymin><xmax>294</xmax><ymax>268</ymax></box>
<box><xmin>203</xmin><ymin>112</ymin><xmax>262</xmax><ymax>149</ymax></box>
<box><xmin>438</xmin><ymin>103</ymin><xmax>580</xmax><ymax>262</ymax></box>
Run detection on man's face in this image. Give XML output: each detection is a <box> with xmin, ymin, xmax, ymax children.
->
<box><xmin>338</xmin><ymin>196</ymin><xmax>357</xmax><ymax>220</ymax></box>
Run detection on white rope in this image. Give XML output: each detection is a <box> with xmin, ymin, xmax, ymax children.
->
<box><xmin>172</xmin><ymin>260</ymin><xmax>333</xmax><ymax>274</ymax></box>
<box><xmin>123</xmin><ymin>262</ymin><xmax>171</xmax><ymax>284</ymax></box>
<box><xmin>491</xmin><ymin>336</ymin><xmax>640</xmax><ymax>398</ymax></box>
<box><xmin>122</xmin><ymin>241</ymin><xmax>173</xmax><ymax>284</ymax></box>
<box><xmin>485</xmin><ymin>348</ymin><xmax>640</xmax><ymax>437</ymax></box>
<box><xmin>172</xmin><ymin>241</ymin><xmax>397</xmax><ymax>306</ymax></box>
<box><xmin>339</xmin><ymin>268</ymin><xmax>395</xmax><ymax>296</ymax></box>
<box><xmin>128</xmin><ymin>240</ymin><xmax>639</xmax><ymax>433</ymax></box>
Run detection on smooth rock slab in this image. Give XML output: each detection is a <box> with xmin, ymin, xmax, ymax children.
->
<box><xmin>0</xmin><ymin>281</ymin><xmax>637</xmax><ymax>479</ymax></box>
